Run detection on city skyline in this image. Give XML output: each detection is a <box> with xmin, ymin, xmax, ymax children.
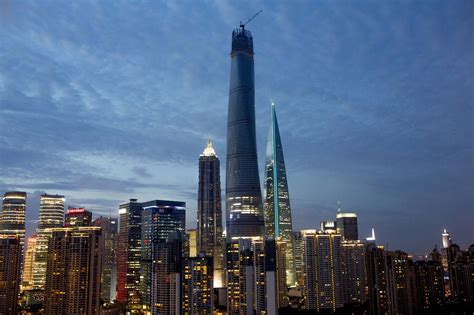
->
<box><xmin>0</xmin><ymin>1</ymin><xmax>473</xmax><ymax>254</ymax></box>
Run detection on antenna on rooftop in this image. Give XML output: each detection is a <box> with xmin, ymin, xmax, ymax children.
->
<box><xmin>240</xmin><ymin>10</ymin><xmax>263</xmax><ymax>29</ymax></box>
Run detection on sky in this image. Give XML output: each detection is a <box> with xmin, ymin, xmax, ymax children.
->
<box><xmin>0</xmin><ymin>0</ymin><xmax>472</xmax><ymax>254</ymax></box>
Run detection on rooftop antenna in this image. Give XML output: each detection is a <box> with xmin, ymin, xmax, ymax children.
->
<box><xmin>240</xmin><ymin>10</ymin><xmax>263</xmax><ymax>29</ymax></box>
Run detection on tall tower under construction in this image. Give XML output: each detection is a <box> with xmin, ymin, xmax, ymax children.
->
<box><xmin>225</xmin><ymin>23</ymin><xmax>264</xmax><ymax>240</ymax></box>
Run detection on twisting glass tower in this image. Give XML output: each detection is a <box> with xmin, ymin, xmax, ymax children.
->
<box><xmin>263</xmin><ymin>103</ymin><xmax>295</xmax><ymax>286</ymax></box>
<box><xmin>225</xmin><ymin>25</ymin><xmax>264</xmax><ymax>239</ymax></box>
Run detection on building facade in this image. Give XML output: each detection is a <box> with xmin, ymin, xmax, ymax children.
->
<box><xmin>93</xmin><ymin>216</ymin><xmax>118</xmax><ymax>303</ymax></box>
<box><xmin>341</xmin><ymin>240</ymin><xmax>367</xmax><ymax>304</ymax></box>
<box><xmin>140</xmin><ymin>200</ymin><xmax>186</xmax><ymax>311</ymax></box>
<box><xmin>33</xmin><ymin>193</ymin><xmax>65</xmax><ymax>289</ymax></box>
<box><xmin>22</xmin><ymin>234</ymin><xmax>37</xmax><ymax>291</ymax></box>
<box><xmin>263</xmin><ymin>103</ymin><xmax>295</xmax><ymax>286</ymax></box>
<box><xmin>0</xmin><ymin>235</ymin><xmax>21</xmax><ymax>314</ymax></box>
<box><xmin>336</xmin><ymin>212</ymin><xmax>358</xmax><ymax>241</ymax></box>
<box><xmin>43</xmin><ymin>226</ymin><xmax>102</xmax><ymax>315</ymax></box>
<box><xmin>197</xmin><ymin>139</ymin><xmax>224</xmax><ymax>287</ymax></box>
<box><xmin>117</xmin><ymin>199</ymin><xmax>143</xmax><ymax>308</ymax></box>
<box><xmin>65</xmin><ymin>207</ymin><xmax>92</xmax><ymax>227</ymax></box>
<box><xmin>226</xmin><ymin>25</ymin><xmax>264</xmax><ymax>240</ymax></box>
<box><xmin>183</xmin><ymin>253</ymin><xmax>214</xmax><ymax>314</ymax></box>
<box><xmin>0</xmin><ymin>191</ymin><xmax>27</xmax><ymax>248</ymax></box>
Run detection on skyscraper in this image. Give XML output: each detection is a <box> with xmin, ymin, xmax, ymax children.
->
<box><xmin>140</xmin><ymin>200</ymin><xmax>186</xmax><ymax>311</ymax></box>
<box><xmin>341</xmin><ymin>240</ymin><xmax>367</xmax><ymax>304</ymax></box>
<box><xmin>64</xmin><ymin>207</ymin><xmax>92</xmax><ymax>227</ymax></box>
<box><xmin>336</xmin><ymin>212</ymin><xmax>358</xmax><ymax>241</ymax></box>
<box><xmin>183</xmin><ymin>253</ymin><xmax>214</xmax><ymax>314</ymax></box>
<box><xmin>43</xmin><ymin>226</ymin><xmax>102</xmax><ymax>315</ymax></box>
<box><xmin>263</xmin><ymin>103</ymin><xmax>295</xmax><ymax>286</ymax></box>
<box><xmin>33</xmin><ymin>193</ymin><xmax>65</xmax><ymax>289</ymax></box>
<box><xmin>226</xmin><ymin>24</ymin><xmax>264</xmax><ymax>239</ymax></box>
<box><xmin>0</xmin><ymin>235</ymin><xmax>21</xmax><ymax>314</ymax></box>
<box><xmin>117</xmin><ymin>199</ymin><xmax>143</xmax><ymax>308</ymax></box>
<box><xmin>93</xmin><ymin>216</ymin><xmax>118</xmax><ymax>304</ymax></box>
<box><xmin>197</xmin><ymin>138</ymin><xmax>224</xmax><ymax>287</ymax></box>
<box><xmin>0</xmin><ymin>191</ymin><xmax>27</xmax><ymax>248</ymax></box>
<box><xmin>22</xmin><ymin>234</ymin><xmax>37</xmax><ymax>291</ymax></box>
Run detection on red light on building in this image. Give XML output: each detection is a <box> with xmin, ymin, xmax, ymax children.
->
<box><xmin>67</xmin><ymin>207</ymin><xmax>86</xmax><ymax>214</ymax></box>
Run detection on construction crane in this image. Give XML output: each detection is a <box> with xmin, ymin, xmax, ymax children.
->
<box><xmin>240</xmin><ymin>10</ymin><xmax>263</xmax><ymax>29</ymax></box>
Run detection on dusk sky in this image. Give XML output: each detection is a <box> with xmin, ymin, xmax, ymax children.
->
<box><xmin>0</xmin><ymin>0</ymin><xmax>472</xmax><ymax>254</ymax></box>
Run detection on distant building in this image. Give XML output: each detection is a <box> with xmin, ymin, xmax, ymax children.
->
<box><xmin>336</xmin><ymin>212</ymin><xmax>358</xmax><ymax>241</ymax></box>
<box><xmin>414</xmin><ymin>256</ymin><xmax>445</xmax><ymax>310</ymax></box>
<box><xmin>0</xmin><ymin>192</ymin><xmax>27</xmax><ymax>248</ymax></box>
<box><xmin>365</xmin><ymin>243</ymin><xmax>389</xmax><ymax>315</ymax></box>
<box><xmin>197</xmin><ymin>139</ymin><xmax>224</xmax><ymax>287</ymax></box>
<box><xmin>265</xmin><ymin>239</ymin><xmax>288</xmax><ymax>314</ymax></box>
<box><xmin>302</xmin><ymin>230</ymin><xmax>343</xmax><ymax>312</ymax></box>
<box><xmin>320</xmin><ymin>220</ymin><xmax>337</xmax><ymax>234</ymax></box>
<box><xmin>117</xmin><ymin>199</ymin><xmax>143</xmax><ymax>309</ymax></box>
<box><xmin>22</xmin><ymin>234</ymin><xmax>37</xmax><ymax>291</ymax></box>
<box><xmin>183</xmin><ymin>253</ymin><xmax>213</xmax><ymax>314</ymax></box>
<box><xmin>0</xmin><ymin>235</ymin><xmax>21</xmax><ymax>314</ymax></box>
<box><xmin>93</xmin><ymin>216</ymin><xmax>118</xmax><ymax>303</ymax></box>
<box><xmin>43</xmin><ymin>226</ymin><xmax>102</xmax><ymax>315</ymax></box>
<box><xmin>140</xmin><ymin>200</ymin><xmax>186</xmax><ymax>311</ymax></box>
<box><xmin>446</xmin><ymin>244</ymin><xmax>474</xmax><ymax>304</ymax></box>
<box><xmin>33</xmin><ymin>193</ymin><xmax>65</xmax><ymax>289</ymax></box>
<box><xmin>65</xmin><ymin>207</ymin><xmax>92</xmax><ymax>227</ymax></box>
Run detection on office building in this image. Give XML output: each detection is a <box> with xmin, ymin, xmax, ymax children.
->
<box><xmin>43</xmin><ymin>226</ymin><xmax>102</xmax><ymax>315</ymax></box>
<box><xmin>117</xmin><ymin>199</ymin><xmax>143</xmax><ymax>308</ymax></box>
<box><xmin>93</xmin><ymin>216</ymin><xmax>118</xmax><ymax>303</ymax></box>
<box><xmin>140</xmin><ymin>200</ymin><xmax>186</xmax><ymax>311</ymax></box>
<box><xmin>65</xmin><ymin>206</ymin><xmax>92</xmax><ymax>227</ymax></box>
<box><xmin>151</xmin><ymin>232</ymin><xmax>183</xmax><ymax>315</ymax></box>
<box><xmin>302</xmin><ymin>230</ymin><xmax>343</xmax><ymax>312</ymax></box>
<box><xmin>0</xmin><ymin>191</ymin><xmax>27</xmax><ymax>248</ymax></box>
<box><xmin>33</xmin><ymin>193</ymin><xmax>65</xmax><ymax>289</ymax></box>
<box><xmin>226</xmin><ymin>23</ymin><xmax>264</xmax><ymax>240</ymax></box>
<box><xmin>0</xmin><ymin>235</ymin><xmax>21</xmax><ymax>314</ymax></box>
<box><xmin>197</xmin><ymin>139</ymin><xmax>224</xmax><ymax>287</ymax></box>
<box><xmin>263</xmin><ymin>103</ymin><xmax>295</xmax><ymax>286</ymax></box>
<box><xmin>22</xmin><ymin>234</ymin><xmax>37</xmax><ymax>291</ymax></box>
<box><xmin>183</xmin><ymin>253</ymin><xmax>213</xmax><ymax>314</ymax></box>
<box><xmin>336</xmin><ymin>212</ymin><xmax>358</xmax><ymax>241</ymax></box>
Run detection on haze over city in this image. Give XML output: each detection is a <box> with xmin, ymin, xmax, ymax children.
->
<box><xmin>0</xmin><ymin>0</ymin><xmax>472</xmax><ymax>254</ymax></box>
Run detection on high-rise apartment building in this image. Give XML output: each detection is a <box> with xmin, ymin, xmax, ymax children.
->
<box><xmin>0</xmin><ymin>192</ymin><xmax>27</xmax><ymax>248</ymax></box>
<box><xmin>33</xmin><ymin>193</ymin><xmax>65</xmax><ymax>289</ymax></box>
<box><xmin>197</xmin><ymin>139</ymin><xmax>224</xmax><ymax>287</ymax></box>
<box><xmin>341</xmin><ymin>240</ymin><xmax>367</xmax><ymax>304</ymax></box>
<box><xmin>302</xmin><ymin>230</ymin><xmax>343</xmax><ymax>312</ymax></box>
<box><xmin>22</xmin><ymin>234</ymin><xmax>37</xmax><ymax>291</ymax></box>
<box><xmin>226</xmin><ymin>24</ymin><xmax>264</xmax><ymax>240</ymax></box>
<box><xmin>140</xmin><ymin>200</ymin><xmax>186</xmax><ymax>310</ymax></box>
<box><xmin>414</xmin><ymin>259</ymin><xmax>445</xmax><ymax>311</ymax></box>
<box><xmin>226</xmin><ymin>237</ymin><xmax>266</xmax><ymax>315</ymax></box>
<box><xmin>186</xmin><ymin>228</ymin><xmax>197</xmax><ymax>258</ymax></box>
<box><xmin>93</xmin><ymin>216</ymin><xmax>118</xmax><ymax>303</ymax></box>
<box><xmin>0</xmin><ymin>235</ymin><xmax>21</xmax><ymax>314</ymax></box>
<box><xmin>265</xmin><ymin>239</ymin><xmax>288</xmax><ymax>314</ymax></box>
<box><xmin>263</xmin><ymin>103</ymin><xmax>295</xmax><ymax>286</ymax></box>
<box><xmin>117</xmin><ymin>199</ymin><xmax>143</xmax><ymax>307</ymax></box>
<box><xmin>183</xmin><ymin>253</ymin><xmax>214</xmax><ymax>314</ymax></box>
<box><xmin>336</xmin><ymin>212</ymin><xmax>358</xmax><ymax>241</ymax></box>
<box><xmin>446</xmin><ymin>244</ymin><xmax>474</xmax><ymax>304</ymax></box>
<box><xmin>43</xmin><ymin>226</ymin><xmax>102</xmax><ymax>315</ymax></box>
<box><xmin>65</xmin><ymin>207</ymin><xmax>92</xmax><ymax>227</ymax></box>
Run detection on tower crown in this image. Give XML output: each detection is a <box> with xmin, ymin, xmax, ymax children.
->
<box><xmin>202</xmin><ymin>138</ymin><xmax>217</xmax><ymax>157</ymax></box>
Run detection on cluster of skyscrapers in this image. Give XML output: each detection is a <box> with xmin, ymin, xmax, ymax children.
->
<box><xmin>0</xmin><ymin>24</ymin><xmax>473</xmax><ymax>315</ymax></box>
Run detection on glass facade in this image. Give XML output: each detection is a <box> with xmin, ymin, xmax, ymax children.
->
<box><xmin>226</xmin><ymin>26</ymin><xmax>264</xmax><ymax>239</ymax></box>
<box><xmin>263</xmin><ymin>104</ymin><xmax>295</xmax><ymax>285</ymax></box>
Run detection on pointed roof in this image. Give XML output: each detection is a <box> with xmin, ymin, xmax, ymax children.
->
<box><xmin>202</xmin><ymin>137</ymin><xmax>217</xmax><ymax>156</ymax></box>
